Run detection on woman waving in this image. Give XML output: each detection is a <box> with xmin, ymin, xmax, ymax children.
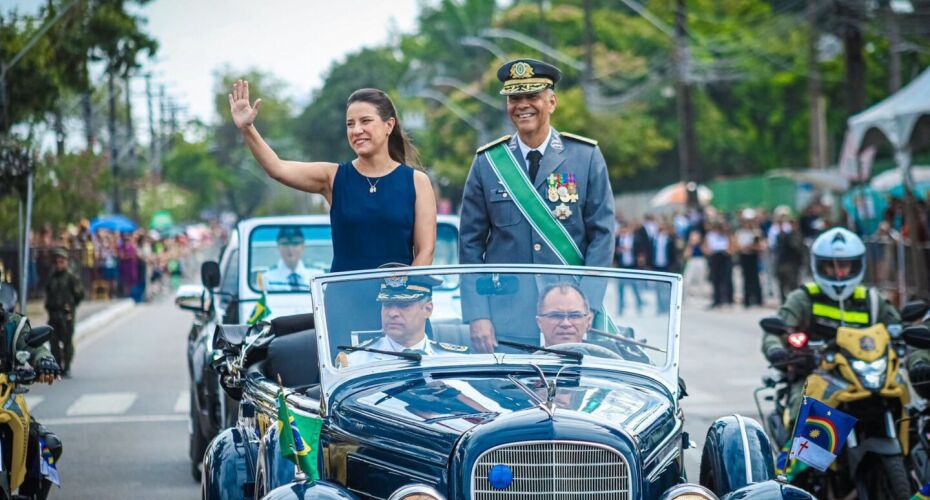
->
<box><xmin>229</xmin><ymin>81</ymin><xmax>436</xmax><ymax>271</ymax></box>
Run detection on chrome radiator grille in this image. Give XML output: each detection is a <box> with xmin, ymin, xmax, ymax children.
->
<box><xmin>472</xmin><ymin>441</ymin><xmax>631</xmax><ymax>499</ymax></box>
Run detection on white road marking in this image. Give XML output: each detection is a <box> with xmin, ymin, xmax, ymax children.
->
<box><xmin>66</xmin><ymin>392</ymin><xmax>137</xmax><ymax>416</ymax></box>
<box><xmin>42</xmin><ymin>414</ymin><xmax>187</xmax><ymax>426</ymax></box>
<box><xmin>24</xmin><ymin>395</ymin><xmax>44</xmax><ymax>410</ymax></box>
<box><xmin>174</xmin><ymin>391</ymin><xmax>189</xmax><ymax>413</ymax></box>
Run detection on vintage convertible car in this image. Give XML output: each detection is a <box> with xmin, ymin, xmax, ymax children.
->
<box><xmin>202</xmin><ymin>265</ymin><xmax>812</xmax><ymax>499</ymax></box>
<box><xmin>178</xmin><ymin>216</ymin><xmax>461</xmax><ymax>481</ymax></box>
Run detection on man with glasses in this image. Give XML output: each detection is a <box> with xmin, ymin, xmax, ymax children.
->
<box><xmin>264</xmin><ymin>227</ymin><xmax>315</xmax><ymax>291</ymax></box>
<box><xmin>340</xmin><ymin>275</ymin><xmax>467</xmax><ymax>367</ymax></box>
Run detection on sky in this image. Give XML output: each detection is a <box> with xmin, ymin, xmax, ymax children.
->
<box><xmin>8</xmin><ymin>0</ymin><xmax>424</xmax><ymax>138</ymax></box>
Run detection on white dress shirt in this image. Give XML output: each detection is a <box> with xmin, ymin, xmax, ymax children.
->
<box><xmin>516</xmin><ymin>127</ymin><xmax>553</xmax><ymax>169</ymax></box>
<box><xmin>263</xmin><ymin>260</ymin><xmax>315</xmax><ymax>291</ymax></box>
<box><xmin>344</xmin><ymin>334</ymin><xmax>453</xmax><ymax>366</ymax></box>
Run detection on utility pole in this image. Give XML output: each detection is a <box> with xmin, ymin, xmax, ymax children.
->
<box><xmin>108</xmin><ymin>66</ymin><xmax>120</xmax><ymax>214</ymax></box>
<box><xmin>124</xmin><ymin>72</ymin><xmax>139</xmax><ymax>221</ymax></box>
<box><xmin>145</xmin><ymin>74</ymin><xmax>159</xmax><ymax>181</ymax></box>
<box><xmin>674</xmin><ymin>0</ymin><xmax>699</xmax><ymax>208</ymax></box>
<box><xmin>885</xmin><ymin>3</ymin><xmax>902</xmax><ymax>92</ymax></box>
<box><xmin>159</xmin><ymin>83</ymin><xmax>167</xmax><ymax>177</ymax></box>
<box><xmin>839</xmin><ymin>1</ymin><xmax>866</xmax><ymax>115</ymax></box>
<box><xmin>808</xmin><ymin>1</ymin><xmax>827</xmax><ymax>169</ymax></box>
<box><xmin>582</xmin><ymin>0</ymin><xmax>595</xmax><ymax>106</ymax></box>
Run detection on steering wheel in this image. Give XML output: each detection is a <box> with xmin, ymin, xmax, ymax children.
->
<box><xmin>543</xmin><ymin>342</ymin><xmax>624</xmax><ymax>360</ymax></box>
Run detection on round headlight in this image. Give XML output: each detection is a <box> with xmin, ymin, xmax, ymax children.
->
<box><xmin>388</xmin><ymin>484</ymin><xmax>446</xmax><ymax>500</ymax></box>
<box><xmin>659</xmin><ymin>484</ymin><xmax>719</xmax><ymax>500</ymax></box>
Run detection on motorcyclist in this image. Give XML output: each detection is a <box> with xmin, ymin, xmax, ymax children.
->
<box><xmin>1</xmin><ymin>283</ymin><xmax>61</xmax><ymax>383</ymax></box>
<box><xmin>761</xmin><ymin>227</ymin><xmax>930</xmax><ymax>422</ymax></box>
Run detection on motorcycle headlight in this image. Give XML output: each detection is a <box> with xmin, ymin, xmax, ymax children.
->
<box><xmin>388</xmin><ymin>484</ymin><xmax>446</xmax><ymax>500</ymax></box>
<box><xmin>851</xmin><ymin>357</ymin><xmax>888</xmax><ymax>390</ymax></box>
<box><xmin>659</xmin><ymin>484</ymin><xmax>719</xmax><ymax>500</ymax></box>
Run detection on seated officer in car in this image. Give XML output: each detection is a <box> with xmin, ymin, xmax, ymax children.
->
<box><xmin>264</xmin><ymin>227</ymin><xmax>316</xmax><ymax>291</ymax></box>
<box><xmin>339</xmin><ymin>275</ymin><xmax>468</xmax><ymax>367</ymax></box>
<box><xmin>537</xmin><ymin>282</ymin><xmax>649</xmax><ymax>362</ymax></box>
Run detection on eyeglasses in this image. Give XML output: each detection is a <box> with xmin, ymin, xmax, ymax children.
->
<box><xmin>537</xmin><ymin>311</ymin><xmax>589</xmax><ymax>322</ymax></box>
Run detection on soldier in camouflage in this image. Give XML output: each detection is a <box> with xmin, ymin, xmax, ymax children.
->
<box><xmin>44</xmin><ymin>248</ymin><xmax>83</xmax><ymax>377</ymax></box>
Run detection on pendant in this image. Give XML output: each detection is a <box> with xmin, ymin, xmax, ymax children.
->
<box><xmin>369</xmin><ymin>186</ymin><xmax>377</xmax><ymax>193</ymax></box>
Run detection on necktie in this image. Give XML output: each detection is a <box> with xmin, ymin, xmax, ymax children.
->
<box><xmin>527</xmin><ymin>150</ymin><xmax>542</xmax><ymax>184</ymax></box>
<box><xmin>288</xmin><ymin>272</ymin><xmax>301</xmax><ymax>288</ymax></box>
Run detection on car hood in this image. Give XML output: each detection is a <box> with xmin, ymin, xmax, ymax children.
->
<box><xmin>330</xmin><ymin>367</ymin><xmax>676</xmax><ymax>466</ymax></box>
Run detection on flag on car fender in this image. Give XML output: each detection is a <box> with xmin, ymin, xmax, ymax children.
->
<box><xmin>789</xmin><ymin>396</ymin><xmax>857</xmax><ymax>471</ymax></box>
<box><xmin>276</xmin><ymin>387</ymin><xmax>322</xmax><ymax>481</ymax></box>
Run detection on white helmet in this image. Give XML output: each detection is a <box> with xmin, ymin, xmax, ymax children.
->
<box><xmin>809</xmin><ymin>227</ymin><xmax>866</xmax><ymax>301</ymax></box>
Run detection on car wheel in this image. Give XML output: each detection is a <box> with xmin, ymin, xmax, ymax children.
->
<box><xmin>861</xmin><ymin>454</ymin><xmax>911</xmax><ymax>500</ymax></box>
<box><xmin>189</xmin><ymin>389</ymin><xmax>208</xmax><ymax>482</ymax></box>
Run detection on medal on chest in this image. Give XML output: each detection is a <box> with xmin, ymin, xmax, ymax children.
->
<box><xmin>553</xmin><ymin>203</ymin><xmax>572</xmax><ymax>220</ymax></box>
<box><xmin>547</xmin><ymin>174</ymin><xmax>559</xmax><ymax>202</ymax></box>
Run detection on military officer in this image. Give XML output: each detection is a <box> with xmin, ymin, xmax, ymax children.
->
<box><xmin>460</xmin><ymin>58</ymin><xmax>616</xmax><ymax>353</ymax></box>
<box><xmin>263</xmin><ymin>227</ymin><xmax>316</xmax><ymax>291</ymax></box>
<box><xmin>340</xmin><ymin>275</ymin><xmax>467</xmax><ymax>367</ymax></box>
<box><xmin>44</xmin><ymin>248</ymin><xmax>83</xmax><ymax>377</ymax></box>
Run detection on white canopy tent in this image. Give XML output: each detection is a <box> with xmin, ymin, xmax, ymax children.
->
<box><xmin>842</xmin><ymin>65</ymin><xmax>930</xmax><ymax>186</ymax></box>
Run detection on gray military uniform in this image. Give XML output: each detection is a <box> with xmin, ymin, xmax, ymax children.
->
<box><xmin>342</xmin><ymin>335</ymin><xmax>464</xmax><ymax>367</ymax></box>
<box><xmin>459</xmin><ymin>129</ymin><xmax>616</xmax><ymax>345</ymax></box>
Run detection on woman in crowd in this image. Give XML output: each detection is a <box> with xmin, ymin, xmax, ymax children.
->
<box><xmin>229</xmin><ymin>81</ymin><xmax>436</xmax><ymax>271</ymax></box>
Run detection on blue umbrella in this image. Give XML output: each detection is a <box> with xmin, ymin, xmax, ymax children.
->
<box><xmin>90</xmin><ymin>214</ymin><xmax>138</xmax><ymax>233</ymax></box>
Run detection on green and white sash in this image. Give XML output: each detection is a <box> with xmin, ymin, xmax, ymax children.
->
<box><xmin>484</xmin><ymin>143</ymin><xmax>616</xmax><ymax>332</ymax></box>
<box><xmin>484</xmin><ymin>144</ymin><xmax>583</xmax><ymax>265</ymax></box>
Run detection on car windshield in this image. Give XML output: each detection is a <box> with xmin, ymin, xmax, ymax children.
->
<box><xmin>248</xmin><ymin>225</ymin><xmax>333</xmax><ymax>293</ymax></box>
<box><xmin>317</xmin><ymin>267</ymin><xmax>676</xmax><ymax>376</ymax></box>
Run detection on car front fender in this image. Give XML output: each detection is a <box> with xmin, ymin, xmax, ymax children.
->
<box><xmin>202</xmin><ymin>426</ymin><xmax>258</xmax><ymax>500</ymax></box>
<box><xmin>260</xmin><ymin>480</ymin><xmax>357</xmax><ymax>500</ymax></box>
<box><xmin>721</xmin><ymin>480</ymin><xmax>815</xmax><ymax>499</ymax></box>
<box><xmin>700</xmin><ymin>414</ymin><xmax>777</xmax><ymax>497</ymax></box>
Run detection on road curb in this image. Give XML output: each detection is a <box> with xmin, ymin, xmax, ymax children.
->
<box><xmin>74</xmin><ymin>299</ymin><xmax>136</xmax><ymax>342</ymax></box>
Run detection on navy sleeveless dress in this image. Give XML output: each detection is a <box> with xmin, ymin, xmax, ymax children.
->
<box><xmin>330</xmin><ymin>162</ymin><xmax>416</xmax><ymax>272</ymax></box>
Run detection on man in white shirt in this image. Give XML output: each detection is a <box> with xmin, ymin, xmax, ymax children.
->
<box><xmin>340</xmin><ymin>275</ymin><xmax>467</xmax><ymax>367</ymax></box>
<box><xmin>263</xmin><ymin>227</ymin><xmax>315</xmax><ymax>292</ymax></box>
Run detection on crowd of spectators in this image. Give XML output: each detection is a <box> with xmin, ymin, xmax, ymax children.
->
<box><xmin>26</xmin><ymin>219</ymin><xmax>216</xmax><ymax>303</ymax></box>
<box><xmin>617</xmin><ymin>193</ymin><xmax>930</xmax><ymax>310</ymax></box>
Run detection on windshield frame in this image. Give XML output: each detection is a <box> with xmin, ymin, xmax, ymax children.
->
<box><xmin>310</xmin><ymin>264</ymin><xmax>682</xmax><ymax>400</ymax></box>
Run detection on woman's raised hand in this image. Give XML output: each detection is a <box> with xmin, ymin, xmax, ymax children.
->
<box><xmin>228</xmin><ymin>80</ymin><xmax>262</xmax><ymax>130</ymax></box>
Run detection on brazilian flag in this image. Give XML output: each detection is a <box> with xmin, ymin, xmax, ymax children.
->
<box><xmin>247</xmin><ymin>290</ymin><xmax>271</xmax><ymax>325</ymax></box>
<box><xmin>276</xmin><ymin>389</ymin><xmax>323</xmax><ymax>481</ymax></box>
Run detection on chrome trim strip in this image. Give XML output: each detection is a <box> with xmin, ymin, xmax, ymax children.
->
<box><xmin>734</xmin><ymin>414</ymin><xmax>753</xmax><ymax>485</ymax></box>
<box><xmin>389</xmin><ymin>484</ymin><xmax>445</xmax><ymax>500</ymax></box>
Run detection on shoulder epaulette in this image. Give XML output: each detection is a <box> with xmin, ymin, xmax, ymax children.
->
<box><xmin>434</xmin><ymin>340</ymin><xmax>469</xmax><ymax>353</ymax></box>
<box><xmin>560</xmin><ymin>132</ymin><xmax>598</xmax><ymax>146</ymax></box>
<box><xmin>476</xmin><ymin>135</ymin><xmax>511</xmax><ymax>154</ymax></box>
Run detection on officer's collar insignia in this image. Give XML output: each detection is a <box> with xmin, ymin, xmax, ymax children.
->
<box><xmin>550</xmin><ymin>132</ymin><xmax>564</xmax><ymax>152</ymax></box>
<box><xmin>384</xmin><ymin>276</ymin><xmax>408</xmax><ymax>288</ymax></box>
<box><xmin>435</xmin><ymin>340</ymin><xmax>468</xmax><ymax>352</ymax></box>
<box><xmin>508</xmin><ymin>135</ymin><xmax>518</xmax><ymax>151</ymax></box>
<box><xmin>510</xmin><ymin>62</ymin><xmax>535</xmax><ymax>79</ymax></box>
<box><xmin>860</xmin><ymin>336</ymin><xmax>876</xmax><ymax>352</ymax></box>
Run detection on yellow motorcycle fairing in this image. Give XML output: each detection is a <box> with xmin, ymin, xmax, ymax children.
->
<box><xmin>0</xmin><ymin>374</ymin><xmax>31</xmax><ymax>490</ymax></box>
<box><xmin>803</xmin><ymin>324</ymin><xmax>911</xmax><ymax>453</ymax></box>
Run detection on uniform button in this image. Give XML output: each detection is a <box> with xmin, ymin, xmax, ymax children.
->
<box><xmin>502</xmin><ymin>192</ymin><xmax>509</xmax><ymax>198</ymax></box>
<box><xmin>533</xmin><ymin>243</ymin><xmax>542</xmax><ymax>251</ymax></box>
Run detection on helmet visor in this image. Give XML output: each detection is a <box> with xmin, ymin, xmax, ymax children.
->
<box><xmin>815</xmin><ymin>257</ymin><xmax>863</xmax><ymax>280</ymax></box>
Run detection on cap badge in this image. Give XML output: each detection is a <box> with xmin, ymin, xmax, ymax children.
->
<box><xmin>510</xmin><ymin>62</ymin><xmax>534</xmax><ymax>79</ymax></box>
<box><xmin>384</xmin><ymin>276</ymin><xmax>408</xmax><ymax>288</ymax></box>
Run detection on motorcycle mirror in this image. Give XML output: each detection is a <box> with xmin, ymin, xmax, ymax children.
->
<box><xmin>26</xmin><ymin>325</ymin><xmax>53</xmax><ymax>348</ymax></box>
<box><xmin>759</xmin><ymin>316</ymin><xmax>790</xmax><ymax>336</ymax></box>
<box><xmin>201</xmin><ymin>261</ymin><xmax>221</xmax><ymax>289</ymax></box>
<box><xmin>901</xmin><ymin>300</ymin><xmax>929</xmax><ymax>323</ymax></box>
<box><xmin>903</xmin><ymin>325</ymin><xmax>930</xmax><ymax>349</ymax></box>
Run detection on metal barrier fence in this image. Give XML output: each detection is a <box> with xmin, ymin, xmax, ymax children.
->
<box><xmin>862</xmin><ymin>235</ymin><xmax>930</xmax><ymax>304</ymax></box>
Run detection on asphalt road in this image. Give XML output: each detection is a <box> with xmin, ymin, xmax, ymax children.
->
<box><xmin>21</xmin><ymin>290</ymin><xmax>776</xmax><ymax>497</ymax></box>
<box><xmin>27</xmin><ymin>298</ymin><xmax>199</xmax><ymax>499</ymax></box>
